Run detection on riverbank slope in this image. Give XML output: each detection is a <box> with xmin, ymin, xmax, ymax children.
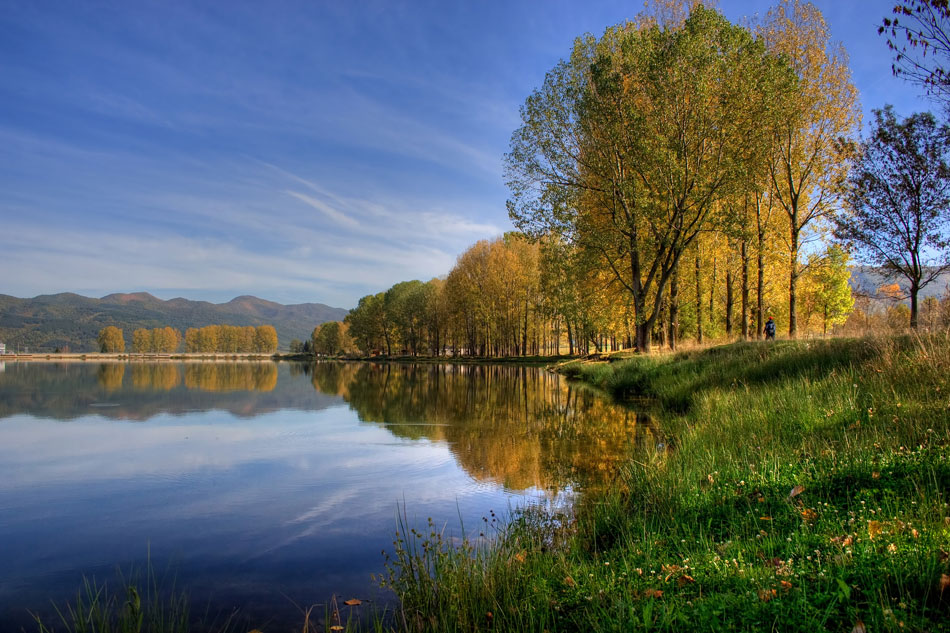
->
<box><xmin>387</xmin><ymin>335</ymin><xmax>950</xmax><ymax>632</ymax></box>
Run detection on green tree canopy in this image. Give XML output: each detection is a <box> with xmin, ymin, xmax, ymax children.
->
<box><xmin>506</xmin><ymin>5</ymin><xmax>793</xmax><ymax>351</ymax></box>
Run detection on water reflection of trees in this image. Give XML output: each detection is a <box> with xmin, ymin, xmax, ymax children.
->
<box><xmin>96</xmin><ymin>363</ymin><xmax>280</xmax><ymax>393</ymax></box>
<box><xmin>306</xmin><ymin>363</ymin><xmax>660</xmax><ymax>492</ymax></box>
<box><xmin>183</xmin><ymin>364</ymin><xmax>278</xmax><ymax>392</ymax></box>
<box><xmin>131</xmin><ymin>364</ymin><xmax>181</xmax><ymax>391</ymax></box>
<box><xmin>96</xmin><ymin>364</ymin><xmax>126</xmax><ymax>391</ymax></box>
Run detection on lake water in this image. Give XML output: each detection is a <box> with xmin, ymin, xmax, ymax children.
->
<box><xmin>0</xmin><ymin>361</ymin><xmax>659</xmax><ymax>632</ymax></box>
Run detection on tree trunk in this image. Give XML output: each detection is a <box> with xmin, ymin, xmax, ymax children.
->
<box><xmin>740</xmin><ymin>239</ymin><xmax>749</xmax><ymax>339</ymax></box>
<box><xmin>725</xmin><ymin>261</ymin><xmax>734</xmax><ymax>337</ymax></box>
<box><xmin>695</xmin><ymin>253</ymin><xmax>703</xmax><ymax>343</ymax></box>
<box><xmin>669</xmin><ymin>266</ymin><xmax>679</xmax><ymax>351</ymax></box>
<box><xmin>757</xmin><ymin>233</ymin><xmax>765</xmax><ymax>339</ymax></box>
<box><xmin>910</xmin><ymin>281</ymin><xmax>920</xmax><ymax>329</ymax></box>
<box><xmin>789</xmin><ymin>220</ymin><xmax>800</xmax><ymax>338</ymax></box>
<box><xmin>657</xmin><ymin>295</ymin><xmax>668</xmax><ymax>348</ymax></box>
<box><xmin>636</xmin><ymin>321</ymin><xmax>651</xmax><ymax>353</ymax></box>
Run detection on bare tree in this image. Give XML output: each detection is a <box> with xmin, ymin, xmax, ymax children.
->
<box><xmin>837</xmin><ymin>106</ymin><xmax>950</xmax><ymax>328</ymax></box>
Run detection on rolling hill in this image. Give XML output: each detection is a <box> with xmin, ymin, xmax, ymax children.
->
<box><xmin>0</xmin><ymin>292</ymin><xmax>349</xmax><ymax>352</ymax></box>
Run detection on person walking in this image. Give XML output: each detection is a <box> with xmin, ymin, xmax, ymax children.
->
<box><xmin>764</xmin><ymin>316</ymin><xmax>776</xmax><ymax>341</ymax></box>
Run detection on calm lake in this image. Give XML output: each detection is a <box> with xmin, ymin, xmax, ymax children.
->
<box><xmin>0</xmin><ymin>361</ymin><xmax>659</xmax><ymax>632</ymax></box>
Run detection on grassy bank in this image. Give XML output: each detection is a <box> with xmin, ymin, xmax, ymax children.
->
<box><xmin>386</xmin><ymin>336</ymin><xmax>950</xmax><ymax>632</ymax></box>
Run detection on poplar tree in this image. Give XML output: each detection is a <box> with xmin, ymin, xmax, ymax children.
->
<box><xmin>760</xmin><ymin>0</ymin><xmax>860</xmax><ymax>337</ymax></box>
<box><xmin>507</xmin><ymin>6</ymin><xmax>790</xmax><ymax>351</ymax></box>
<box><xmin>97</xmin><ymin>326</ymin><xmax>125</xmax><ymax>353</ymax></box>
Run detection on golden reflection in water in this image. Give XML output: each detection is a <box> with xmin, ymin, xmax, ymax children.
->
<box><xmin>131</xmin><ymin>364</ymin><xmax>181</xmax><ymax>391</ymax></box>
<box><xmin>183</xmin><ymin>363</ymin><xmax>278</xmax><ymax>392</ymax></box>
<box><xmin>307</xmin><ymin>363</ymin><xmax>661</xmax><ymax>492</ymax></box>
<box><xmin>96</xmin><ymin>364</ymin><xmax>126</xmax><ymax>392</ymax></box>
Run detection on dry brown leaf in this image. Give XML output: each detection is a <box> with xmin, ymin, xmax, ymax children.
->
<box><xmin>780</xmin><ymin>580</ymin><xmax>793</xmax><ymax>591</ymax></box>
<box><xmin>788</xmin><ymin>485</ymin><xmax>805</xmax><ymax>499</ymax></box>
<box><xmin>677</xmin><ymin>574</ymin><xmax>695</xmax><ymax>586</ymax></box>
<box><xmin>759</xmin><ymin>516</ymin><xmax>772</xmax><ymax>521</ymax></box>
<box><xmin>801</xmin><ymin>508</ymin><xmax>818</xmax><ymax>523</ymax></box>
<box><xmin>343</xmin><ymin>599</ymin><xmax>361</xmax><ymax>606</ymax></box>
<box><xmin>940</xmin><ymin>574</ymin><xmax>950</xmax><ymax>594</ymax></box>
<box><xmin>868</xmin><ymin>520</ymin><xmax>883</xmax><ymax>540</ymax></box>
<box><xmin>850</xmin><ymin>620</ymin><xmax>866</xmax><ymax>633</ymax></box>
<box><xmin>563</xmin><ymin>575</ymin><xmax>576</xmax><ymax>588</ymax></box>
<box><xmin>644</xmin><ymin>588</ymin><xmax>663</xmax><ymax>599</ymax></box>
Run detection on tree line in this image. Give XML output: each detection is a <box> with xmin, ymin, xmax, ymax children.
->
<box><xmin>96</xmin><ymin>324</ymin><xmax>279</xmax><ymax>354</ymax></box>
<box><xmin>336</xmin><ymin>0</ymin><xmax>950</xmax><ymax>357</ymax></box>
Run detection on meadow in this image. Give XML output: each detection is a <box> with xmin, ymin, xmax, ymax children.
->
<box><xmin>384</xmin><ymin>335</ymin><xmax>950</xmax><ymax>632</ymax></box>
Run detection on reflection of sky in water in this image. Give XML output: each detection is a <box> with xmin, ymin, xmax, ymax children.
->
<box><xmin>0</xmin><ymin>363</ymin><xmax>599</xmax><ymax>631</ymax></box>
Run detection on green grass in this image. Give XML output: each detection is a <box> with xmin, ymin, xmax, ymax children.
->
<box><xmin>32</xmin><ymin>564</ymin><xmax>192</xmax><ymax>633</ymax></box>
<box><xmin>384</xmin><ymin>335</ymin><xmax>950</xmax><ymax>632</ymax></box>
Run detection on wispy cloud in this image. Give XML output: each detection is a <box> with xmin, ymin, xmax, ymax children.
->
<box><xmin>284</xmin><ymin>190</ymin><xmax>360</xmax><ymax>228</ymax></box>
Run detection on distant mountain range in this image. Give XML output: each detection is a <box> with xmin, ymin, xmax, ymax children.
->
<box><xmin>849</xmin><ymin>267</ymin><xmax>950</xmax><ymax>300</ymax></box>
<box><xmin>0</xmin><ymin>292</ymin><xmax>349</xmax><ymax>352</ymax></box>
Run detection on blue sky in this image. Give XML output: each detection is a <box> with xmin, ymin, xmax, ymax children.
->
<box><xmin>0</xmin><ymin>0</ymin><xmax>935</xmax><ymax>308</ymax></box>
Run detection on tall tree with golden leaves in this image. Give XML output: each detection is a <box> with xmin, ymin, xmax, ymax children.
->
<box><xmin>97</xmin><ymin>326</ymin><xmax>125</xmax><ymax>353</ymax></box>
<box><xmin>507</xmin><ymin>6</ymin><xmax>792</xmax><ymax>351</ymax></box>
<box><xmin>759</xmin><ymin>0</ymin><xmax>860</xmax><ymax>337</ymax></box>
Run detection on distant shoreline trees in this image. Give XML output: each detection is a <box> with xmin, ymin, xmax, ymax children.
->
<box><xmin>97</xmin><ymin>326</ymin><xmax>125</xmax><ymax>353</ymax></box>
<box><xmin>95</xmin><ymin>324</ymin><xmax>279</xmax><ymax>354</ymax></box>
<box><xmin>132</xmin><ymin>327</ymin><xmax>182</xmax><ymax>353</ymax></box>
<box><xmin>184</xmin><ymin>325</ymin><xmax>278</xmax><ymax>353</ymax></box>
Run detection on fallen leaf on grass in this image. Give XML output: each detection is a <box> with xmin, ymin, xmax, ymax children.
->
<box><xmin>563</xmin><ymin>575</ymin><xmax>576</xmax><ymax>588</ymax></box>
<box><xmin>343</xmin><ymin>599</ymin><xmax>361</xmax><ymax>606</ymax></box>
<box><xmin>868</xmin><ymin>520</ymin><xmax>883</xmax><ymax>540</ymax></box>
<box><xmin>788</xmin><ymin>485</ymin><xmax>805</xmax><ymax>499</ymax></box>
<box><xmin>850</xmin><ymin>620</ymin><xmax>866</xmax><ymax>633</ymax></box>
<box><xmin>677</xmin><ymin>574</ymin><xmax>695</xmax><ymax>587</ymax></box>
<box><xmin>661</xmin><ymin>564</ymin><xmax>682</xmax><ymax>581</ymax></box>
<box><xmin>758</xmin><ymin>588</ymin><xmax>777</xmax><ymax>602</ymax></box>
<box><xmin>644</xmin><ymin>588</ymin><xmax>663</xmax><ymax>599</ymax></box>
<box><xmin>780</xmin><ymin>580</ymin><xmax>793</xmax><ymax>591</ymax></box>
<box><xmin>801</xmin><ymin>508</ymin><xmax>818</xmax><ymax>523</ymax></box>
